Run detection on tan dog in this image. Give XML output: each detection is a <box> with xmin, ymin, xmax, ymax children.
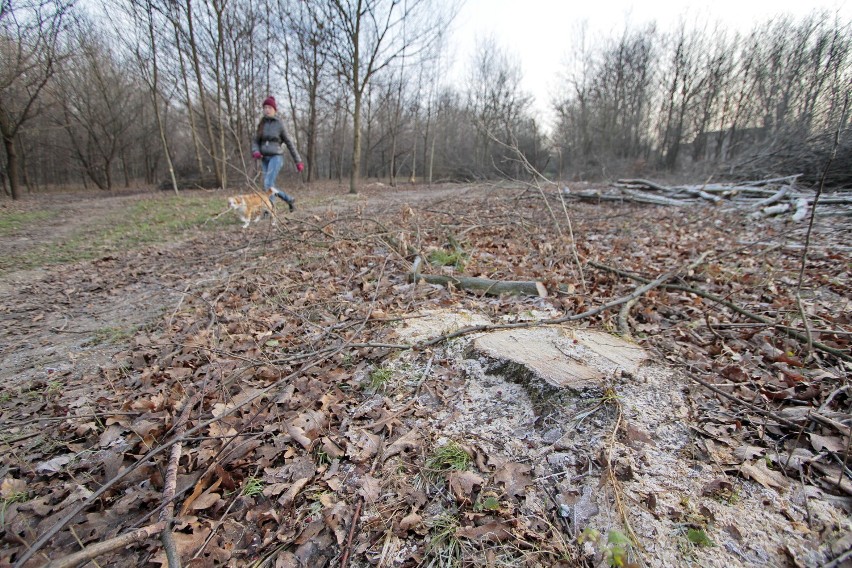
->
<box><xmin>228</xmin><ymin>190</ymin><xmax>275</xmax><ymax>228</ymax></box>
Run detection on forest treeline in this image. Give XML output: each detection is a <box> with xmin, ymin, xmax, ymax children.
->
<box><xmin>1</xmin><ymin>0</ymin><xmax>850</xmax><ymax>199</ymax></box>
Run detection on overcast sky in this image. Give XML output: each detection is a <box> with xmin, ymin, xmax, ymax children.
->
<box><xmin>448</xmin><ymin>0</ymin><xmax>852</xmax><ymax>125</ymax></box>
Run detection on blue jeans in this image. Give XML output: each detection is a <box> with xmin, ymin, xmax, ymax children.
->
<box><xmin>261</xmin><ymin>155</ymin><xmax>293</xmax><ymax>202</ymax></box>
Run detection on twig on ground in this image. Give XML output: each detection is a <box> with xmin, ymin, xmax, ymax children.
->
<box><xmin>41</xmin><ymin>523</ymin><xmax>167</xmax><ymax>568</ymax></box>
<box><xmin>339</xmin><ymin>434</ymin><xmax>385</xmax><ymax>568</ymax></box>
<box><xmin>604</xmin><ymin>397</ymin><xmax>643</xmax><ymax>553</ymax></box>
<box><xmin>794</xmin><ymin>93</ymin><xmax>847</xmax><ymax>358</ymax></box>
<box><xmin>588</xmin><ymin>260</ymin><xmax>852</xmax><ymax>362</ymax></box>
<box><xmin>617</xmin><ymin>297</ymin><xmax>639</xmax><ymax>339</ymax></box>
<box><xmin>825</xmin><ymin>548</ymin><xmax>852</xmax><ymax>568</ymax></box>
<box><xmin>160</xmin><ymin>393</ymin><xmax>201</xmax><ymax>568</ymax></box>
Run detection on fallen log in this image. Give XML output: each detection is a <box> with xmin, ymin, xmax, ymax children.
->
<box><xmin>410</xmin><ymin>272</ymin><xmax>548</xmax><ymax>297</ymax></box>
<box><xmin>754</xmin><ymin>202</ymin><xmax>791</xmax><ymax>218</ymax></box>
<box><xmin>615</xmin><ymin>178</ymin><xmax>670</xmax><ymax>192</ymax></box>
<box><xmin>752</xmin><ymin>185</ymin><xmax>791</xmax><ymax>208</ymax></box>
<box><xmin>42</xmin><ymin>523</ymin><xmax>166</xmax><ymax>568</ymax></box>
<box><xmin>624</xmin><ymin>190</ymin><xmax>690</xmax><ymax>206</ymax></box>
<box><xmin>791</xmin><ymin>198</ymin><xmax>809</xmax><ymax>222</ymax></box>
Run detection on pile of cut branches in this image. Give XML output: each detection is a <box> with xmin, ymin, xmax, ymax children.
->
<box><xmin>563</xmin><ymin>175</ymin><xmax>852</xmax><ymax>225</ymax></box>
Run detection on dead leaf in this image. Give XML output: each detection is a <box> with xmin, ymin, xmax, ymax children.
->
<box><xmin>448</xmin><ymin>471</ymin><xmax>485</xmax><ymax>503</ymax></box>
<box><xmin>358</xmin><ymin>474</ymin><xmax>381</xmax><ymax>504</ymax></box>
<box><xmin>1</xmin><ymin>477</ymin><xmax>27</xmax><ymax>498</ymax></box>
<box><xmin>278</xmin><ymin>477</ymin><xmax>310</xmax><ymax>506</ymax></box>
<box><xmin>383</xmin><ymin>429</ymin><xmax>422</xmax><ymax>462</ymax></box>
<box><xmin>455</xmin><ymin>521</ymin><xmax>513</xmax><ymax>542</ymax></box>
<box><xmin>494</xmin><ymin>462</ymin><xmax>532</xmax><ymax>497</ymax></box>
<box><xmin>399</xmin><ymin>512</ymin><xmax>422</xmax><ymax>532</ymax></box>
<box><xmin>739</xmin><ymin>460</ymin><xmax>790</xmax><ymax>490</ymax></box>
<box><xmin>809</xmin><ymin>433</ymin><xmax>846</xmax><ymax>454</ymax></box>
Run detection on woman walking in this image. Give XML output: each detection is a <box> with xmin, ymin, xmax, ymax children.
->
<box><xmin>252</xmin><ymin>96</ymin><xmax>303</xmax><ymax>211</ymax></box>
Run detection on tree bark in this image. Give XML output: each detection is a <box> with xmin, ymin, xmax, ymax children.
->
<box><xmin>2</xmin><ymin>135</ymin><xmax>21</xmax><ymax>200</ymax></box>
<box><xmin>143</xmin><ymin>0</ymin><xmax>179</xmax><ymax>195</ymax></box>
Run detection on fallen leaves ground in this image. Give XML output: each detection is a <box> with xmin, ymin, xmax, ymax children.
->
<box><xmin>0</xmin><ymin>181</ymin><xmax>849</xmax><ymax>567</ymax></box>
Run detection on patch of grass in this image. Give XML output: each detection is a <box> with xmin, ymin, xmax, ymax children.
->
<box><xmin>0</xmin><ymin>211</ymin><xmax>57</xmax><ymax>236</ymax></box>
<box><xmin>86</xmin><ymin>326</ymin><xmax>136</xmax><ymax>346</ymax></box>
<box><xmin>241</xmin><ymin>477</ymin><xmax>264</xmax><ymax>497</ymax></box>
<box><xmin>426</xmin><ymin>441</ymin><xmax>471</xmax><ymax>477</ymax></box>
<box><xmin>473</xmin><ymin>493</ymin><xmax>501</xmax><ymax>512</ymax></box>
<box><xmin>428</xmin><ymin>249</ymin><xmax>467</xmax><ymax>271</ymax></box>
<box><xmin>685</xmin><ymin>528</ymin><xmax>714</xmax><ymax>547</ymax></box>
<box><xmin>1</xmin><ymin>491</ymin><xmax>28</xmax><ymax>525</ymax></box>
<box><xmin>0</xmin><ymin>195</ymin><xmax>228</xmax><ymax>275</ymax></box>
<box><xmin>314</xmin><ymin>448</ymin><xmax>332</xmax><ymax>466</ymax></box>
<box><xmin>425</xmin><ymin>513</ymin><xmax>463</xmax><ymax>566</ymax></box>
<box><xmin>366</xmin><ymin>367</ymin><xmax>393</xmax><ymax>392</ymax></box>
<box><xmin>604</xmin><ymin>529</ymin><xmax>632</xmax><ymax>567</ymax></box>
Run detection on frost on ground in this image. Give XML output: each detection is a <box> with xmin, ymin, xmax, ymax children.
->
<box><xmin>392</xmin><ymin>309</ymin><xmax>851</xmax><ymax>567</ymax></box>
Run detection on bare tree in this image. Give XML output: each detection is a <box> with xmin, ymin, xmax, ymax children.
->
<box><xmin>466</xmin><ymin>36</ymin><xmax>535</xmax><ymax>178</ymax></box>
<box><xmin>281</xmin><ymin>0</ymin><xmax>332</xmax><ymax>183</ymax></box>
<box><xmin>0</xmin><ymin>0</ymin><xmax>73</xmax><ymax>199</ymax></box>
<box><xmin>123</xmin><ymin>0</ymin><xmax>179</xmax><ymax>194</ymax></box>
<box><xmin>657</xmin><ymin>22</ymin><xmax>706</xmax><ymax>170</ymax></box>
<box><xmin>552</xmin><ymin>24</ymin><xmax>656</xmax><ymax>178</ymax></box>
<box><xmin>54</xmin><ymin>22</ymin><xmax>137</xmax><ymax>190</ymax></box>
<box><xmin>319</xmin><ymin>0</ymin><xmax>453</xmax><ymax>194</ymax></box>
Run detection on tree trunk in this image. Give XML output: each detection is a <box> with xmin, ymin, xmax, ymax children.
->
<box><xmin>186</xmin><ymin>0</ymin><xmax>222</xmax><ymax>187</ymax></box>
<box><xmin>350</xmin><ymin>90</ymin><xmax>361</xmax><ymax>194</ymax></box>
<box><xmin>144</xmin><ymin>0</ymin><xmax>178</xmax><ymax>195</ymax></box>
<box><xmin>307</xmin><ymin>85</ymin><xmax>317</xmax><ymax>182</ymax></box>
<box><xmin>3</xmin><ymin>136</ymin><xmax>21</xmax><ymax>200</ymax></box>
<box><xmin>172</xmin><ymin>10</ymin><xmax>205</xmax><ymax>178</ymax></box>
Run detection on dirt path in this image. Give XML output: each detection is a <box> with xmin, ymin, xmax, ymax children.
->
<box><xmin>0</xmin><ymin>182</ymin><xmax>483</xmax><ymax>395</ymax></box>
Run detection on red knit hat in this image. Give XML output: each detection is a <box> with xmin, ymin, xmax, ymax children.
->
<box><xmin>262</xmin><ymin>96</ymin><xmax>276</xmax><ymax>111</ymax></box>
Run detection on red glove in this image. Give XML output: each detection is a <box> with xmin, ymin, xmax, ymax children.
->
<box><xmin>296</xmin><ymin>162</ymin><xmax>304</xmax><ymax>173</ymax></box>
<box><xmin>252</xmin><ymin>151</ymin><xmax>262</xmax><ymax>160</ymax></box>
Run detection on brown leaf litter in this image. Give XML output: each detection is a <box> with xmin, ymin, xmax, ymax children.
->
<box><xmin>0</xmin><ymin>182</ymin><xmax>850</xmax><ymax>567</ymax></box>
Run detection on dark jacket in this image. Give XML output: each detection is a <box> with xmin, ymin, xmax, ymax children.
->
<box><xmin>252</xmin><ymin>116</ymin><xmax>301</xmax><ymax>163</ymax></box>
